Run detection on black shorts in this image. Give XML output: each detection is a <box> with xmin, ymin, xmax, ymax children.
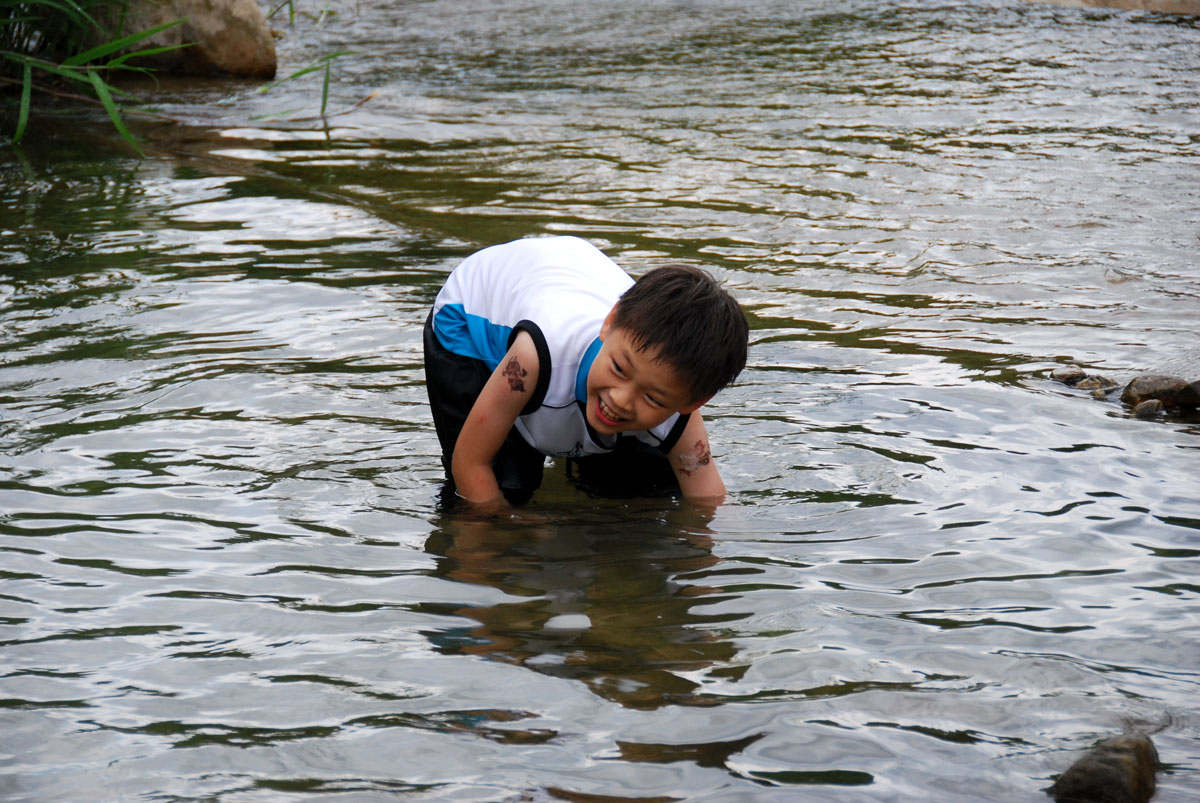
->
<box><xmin>423</xmin><ymin>310</ymin><xmax>681</xmax><ymax>504</ymax></box>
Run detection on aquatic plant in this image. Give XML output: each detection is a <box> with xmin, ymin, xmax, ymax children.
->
<box><xmin>1</xmin><ymin>0</ymin><xmax>186</xmax><ymax>154</ymax></box>
<box><xmin>258</xmin><ymin>0</ymin><xmax>350</xmax><ymax>121</ymax></box>
<box><xmin>255</xmin><ymin>49</ymin><xmax>351</xmax><ymax>120</ymax></box>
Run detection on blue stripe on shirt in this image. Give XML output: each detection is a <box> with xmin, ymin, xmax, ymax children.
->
<box><xmin>433</xmin><ymin>303</ymin><xmax>513</xmax><ymax>369</ymax></box>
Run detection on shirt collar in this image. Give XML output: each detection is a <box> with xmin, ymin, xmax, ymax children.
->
<box><xmin>575</xmin><ymin>337</ymin><xmax>602</xmax><ymax>403</ymax></box>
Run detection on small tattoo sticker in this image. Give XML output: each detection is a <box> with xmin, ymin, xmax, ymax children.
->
<box><xmin>503</xmin><ymin>357</ymin><xmax>527</xmax><ymax>392</ymax></box>
<box><xmin>676</xmin><ymin>439</ymin><xmax>712</xmax><ymax>476</ymax></box>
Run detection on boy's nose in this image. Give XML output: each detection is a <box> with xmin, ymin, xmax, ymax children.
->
<box><xmin>610</xmin><ymin>384</ymin><xmax>635</xmax><ymax>412</ymax></box>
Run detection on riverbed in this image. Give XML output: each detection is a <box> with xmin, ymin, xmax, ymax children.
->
<box><xmin>1</xmin><ymin>1</ymin><xmax>1198</xmax><ymax>800</ymax></box>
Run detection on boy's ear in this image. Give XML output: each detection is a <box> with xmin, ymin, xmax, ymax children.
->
<box><xmin>600</xmin><ymin>305</ymin><xmax>618</xmax><ymax>340</ymax></box>
<box><xmin>679</xmin><ymin>395</ymin><xmax>712</xmax><ymax>415</ymax></box>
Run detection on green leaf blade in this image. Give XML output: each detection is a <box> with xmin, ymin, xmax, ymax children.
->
<box><xmin>63</xmin><ymin>18</ymin><xmax>187</xmax><ymax>66</ymax></box>
<box><xmin>87</xmin><ymin>70</ymin><xmax>144</xmax><ymax>156</ymax></box>
<box><xmin>320</xmin><ymin>60</ymin><xmax>330</xmax><ymax>117</ymax></box>
<box><xmin>13</xmin><ymin>61</ymin><xmax>31</xmax><ymax>144</ymax></box>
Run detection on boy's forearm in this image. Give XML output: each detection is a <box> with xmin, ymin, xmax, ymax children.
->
<box><xmin>447</xmin><ymin>331</ymin><xmax>539</xmax><ymax>511</ymax></box>
<box><xmin>451</xmin><ymin>455</ymin><xmax>507</xmax><ymax>509</ymax></box>
<box><xmin>670</xmin><ymin>413</ymin><xmax>726</xmax><ymax>503</ymax></box>
<box><xmin>678</xmin><ymin>461</ymin><xmax>726</xmax><ymax>503</ymax></box>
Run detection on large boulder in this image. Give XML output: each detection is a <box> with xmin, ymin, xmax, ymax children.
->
<box><xmin>1120</xmin><ymin>374</ymin><xmax>1200</xmax><ymax>409</ymax></box>
<box><xmin>104</xmin><ymin>0</ymin><xmax>276</xmax><ymax>79</ymax></box>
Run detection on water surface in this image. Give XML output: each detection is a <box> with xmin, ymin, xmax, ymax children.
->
<box><xmin>2</xmin><ymin>1</ymin><xmax>1198</xmax><ymax>800</ymax></box>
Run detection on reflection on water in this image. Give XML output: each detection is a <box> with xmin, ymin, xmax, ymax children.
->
<box><xmin>2</xmin><ymin>0</ymin><xmax>1199</xmax><ymax>800</ymax></box>
<box><xmin>425</xmin><ymin>498</ymin><xmax>739</xmax><ymax>710</ymax></box>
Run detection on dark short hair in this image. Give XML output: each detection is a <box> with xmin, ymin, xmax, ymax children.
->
<box><xmin>613</xmin><ymin>264</ymin><xmax>748</xmax><ymax>403</ymax></box>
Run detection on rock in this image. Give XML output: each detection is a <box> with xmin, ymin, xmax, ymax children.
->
<box><xmin>1077</xmin><ymin>375</ymin><xmax>1117</xmax><ymax>391</ymax></box>
<box><xmin>1040</xmin><ymin>0</ymin><xmax>1200</xmax><ymax>17</ymax></box>
<box><xmin>1047</xmin><ymin>734</ymin><xmax>1159</xmax><ymax>803</ymax></box>
<box><xmin>1120</xmin><ymin>374</ymin><xmax>1200</xmax><ymax>409</ymax></box>
<box><xmin>1091</xmin><ymin>388</ymin><xmax>1113</xmax><ymax>400</ymax></box>
<box><xmin>1133</xmin><ymin>399</ymin><xmax>1165</xmax><ymax>419</ymax></box>
<box><xmin>1051</xmin><ymin>364</ymin><xmax>1087</xmax><ymax>386</ymax></box>
<box><xmin>1050</xmin><ymin>366</ymin><xmax>1120</xmax><ymax>395</ymax></box>
<box><xmin>100</xmin><ymin>0</ymin><xmax>277</xmax><ymax>79</ymax></box>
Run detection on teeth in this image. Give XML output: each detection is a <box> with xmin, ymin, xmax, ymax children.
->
<box><xmin>599</xmin><ymin>398</ymin><xmax>624</xmax><ymax>422</ymax></box>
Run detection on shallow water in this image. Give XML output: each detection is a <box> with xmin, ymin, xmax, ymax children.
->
<box><xmin>2</xmin><ymin>0</ymin><xmax>1199</xmax><ymax>800</ymax></box>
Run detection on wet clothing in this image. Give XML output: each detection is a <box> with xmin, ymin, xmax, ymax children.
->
<box><xmin>424</xmin><ymin>236</ymin><xmax>687</xmax><ymax>503</ymax></box>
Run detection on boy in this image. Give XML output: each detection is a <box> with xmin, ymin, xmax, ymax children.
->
<box><xmin>423</xmin><ymin>236</ymin><xmax>748</xmax><ymax>509</ymax></box>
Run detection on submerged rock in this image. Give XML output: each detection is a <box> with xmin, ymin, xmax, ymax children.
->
<box><xmin>1120</xmin><ymin>374</ymin><xmax>1200</xmax><ymax>409</ymax></box>
<box><xmin>1050</xmin><ymin>367</ymin><xmax>1200</xmax><ymax>420</ymax></box>
<box><xmin>1049</xmin><ymin>364</ymin><xmax>1119</xmax><ymax>397</ymax></box>
<box><xmin>1134</xmin><ymin>399</ymin><xmax>1165</xmax><ymax>419</ymax></box>
<box><xmin>1047</xmin><ymin>734</ymin><xmax>1159</xmax><ymax>803</ymax></box>
<box><xmin>1077</xmin><ymin>375</ymin><xmax>1118</xmax><ymax>391</ymax></box>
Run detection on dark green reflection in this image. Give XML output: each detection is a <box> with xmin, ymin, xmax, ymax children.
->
<box><xmin>423</xmin><ymin>500</ymin><xmax>746</xmax><ymax>710</ymax></box>
<box><xmin>749</xmin><ymin>769</ymin><xmax>874</xmax><ymax>786</ymax></box>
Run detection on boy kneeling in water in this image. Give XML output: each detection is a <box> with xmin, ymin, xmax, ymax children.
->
<box><xmin>424</xmin><ymin>236</ymin><xmax>748</xmax><ymax>509</ymax></box>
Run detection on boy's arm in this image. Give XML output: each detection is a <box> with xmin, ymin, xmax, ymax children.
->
<box><xmin>667</xmin><ymin>412</ymin><xmax>726</xmax><ymax>503</ymax></box>
<box><xmin>451</xmin><ymin>330</ymin><xmax>540</xmax><ymax>509</ymax></box>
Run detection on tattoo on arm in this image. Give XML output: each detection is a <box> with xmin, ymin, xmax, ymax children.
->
<box><xmin>502</xmin><ymin>356</ymin><xmax>528</xmax><ymax>393</ymax></box>
<box><xmin>675</xmin><ymin>439</ymin><xmax>712</xmax><ymax>477</ymax></box>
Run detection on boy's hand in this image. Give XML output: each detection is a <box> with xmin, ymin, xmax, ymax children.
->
<box><xmin>668</xmin><ymin>412</ymin><xmax>726</xmax><ymax>503</ymax></box>
<box><xmin>451</xmin><ymin>331</ymin><xmax>539</xmax><ymax>509</ymax></box>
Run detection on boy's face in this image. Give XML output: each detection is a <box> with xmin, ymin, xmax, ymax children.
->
<box><xmin>585</xmin><ymin>310</ymin><xmax>708</xmax><ymax>435</ymax></box>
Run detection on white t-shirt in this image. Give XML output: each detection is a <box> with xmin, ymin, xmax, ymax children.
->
<box><xmin>431</xmin><ymin>236</ymin><xmax>686</xmax><ymax>458</ymax></box>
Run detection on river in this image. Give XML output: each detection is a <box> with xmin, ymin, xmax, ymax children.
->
<box><xmin>1</xmin><ymin>0</ymin><xmax>1198</xmax><ymax>800</ymax></box>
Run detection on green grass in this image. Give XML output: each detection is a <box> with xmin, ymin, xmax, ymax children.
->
<box><xmin>2</xmin><ymin>0</ymin><xmax>188</xmax><ymax>154</ymax></box>
<box><xmin>4</xmin><ymin>0</ymin><xmax>349</xmax><ymax>153</ymax></box>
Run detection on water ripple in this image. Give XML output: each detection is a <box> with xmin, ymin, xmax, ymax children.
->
<box><xmin>3</xmin><ymin>1</ymin><xmax>1199</xmax><ymax>801</ymax></box>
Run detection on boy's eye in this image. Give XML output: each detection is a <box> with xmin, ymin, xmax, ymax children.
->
<box><xmin>646</xmin><ymin>394</ymin><xmax>664</xmax><ymax>408</ymax></box>
<box><xmin>611</xmin><ymin>359</ymin><xmax>624</xmax><ymax>376</ymax></box>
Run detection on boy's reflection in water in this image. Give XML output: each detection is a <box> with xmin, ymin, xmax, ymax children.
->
<box><xmin>423</xmin><ymin>494</ymin><xmax>744</xmax><ymax>710</ymax></box>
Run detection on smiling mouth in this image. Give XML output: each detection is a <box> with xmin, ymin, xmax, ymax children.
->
<box><xmin>595</xmin><ymin>396</ymin><xmax>626</xmax><ymax>427</ymax></box>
